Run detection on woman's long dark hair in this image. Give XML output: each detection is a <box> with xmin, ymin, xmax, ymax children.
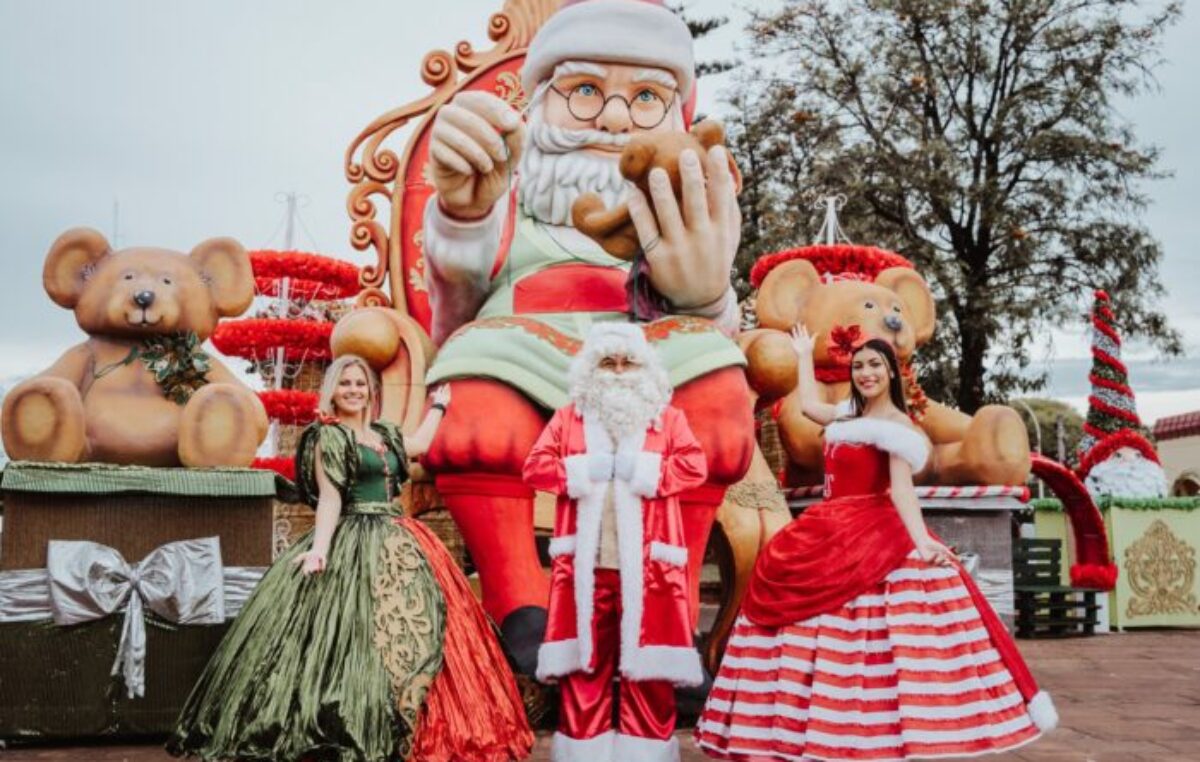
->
<box><xmin>848</xmin><ymin>338</ymin><xmax>908</xmax><ymax>417</ymax></box>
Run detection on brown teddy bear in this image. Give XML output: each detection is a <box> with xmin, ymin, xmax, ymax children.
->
<box><xmin>1</xmin><ymin>228</ymin><xmax>268</xmax><ymax>467</ymax></box>
<box><xmin>740</xmin><ymin>247</ymin><xmax>1031</xmax><ymax>487</ymax></box>
<box><xmin>571</xmin><ymin>119</ymin><xmax>741</xmax><ymax>261</ymax></box>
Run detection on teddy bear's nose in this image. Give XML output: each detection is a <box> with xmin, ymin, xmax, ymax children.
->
<box><xmin>884</xmin><ymin>314</ymin><xmax>903</xmax><ymax>332</ymax></box>
<box><xmin>133</xmin><ymin>290</ymin><xmax>156</xmax><ymax>309</ymax></box>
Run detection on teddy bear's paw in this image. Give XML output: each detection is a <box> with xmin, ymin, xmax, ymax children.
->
<box><xmin>956</xmin><ymin>405</ymin><xmax>1033</xmax><ymax>486</ymax></box>
<box><xmin>0</xmin><ymin>377</ymin><xmax>88</xmax><ymax>462</ymax></box>
<box><xmin>178</xmin><ymin>384</ymin><xmax>263</xmax><ymax>467</ymax></box>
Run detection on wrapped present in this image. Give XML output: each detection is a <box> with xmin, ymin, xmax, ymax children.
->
<box><xmin>0</xmin><ymin>462</ymin><xmax>275</xmax><ymax>740</ymax></box>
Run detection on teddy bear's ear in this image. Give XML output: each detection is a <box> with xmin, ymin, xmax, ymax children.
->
<box><xmin>619</xmin><ymin>138</ymin><xmax>658</xmax><ymax>182</ymax></box>
<box><xmin>875</xmin><ymin>267</ymin><xmax>936</xmax><ymax>343</ymax></box>
<box><xmin>756</xmin><ymin>259</ymin><xmax>822</xmax><ymax>329</ymax></box>
<box><xmin>43</xmin><ymin>227</ymin><xmax>112</xmax><ymax>308</ymax></box>
<box><xmin>690</xmin><ymin>119</ymin><xmax>725</xmax><ymax>149</ymax></box>
<box><xmin>190</xmin><ymin>237</ymin><xmax>254</xmax><ymax>317</ymax></box>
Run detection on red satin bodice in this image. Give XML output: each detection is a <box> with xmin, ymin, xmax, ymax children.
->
<box><xmin>823</xmin><ymin>441</ymin><xmax>890</xmax><ymax>498</ymax></box>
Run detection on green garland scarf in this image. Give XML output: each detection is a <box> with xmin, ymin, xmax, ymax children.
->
<box><xmin>93</xmin><ymin>332</ymin><xmax>212</xmax><ymax>404</ymax></box>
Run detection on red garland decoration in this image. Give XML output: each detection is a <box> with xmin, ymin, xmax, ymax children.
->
<box><xmin>1070</xmin><ymin>562</ymin><xmax>1119</xmax><ymax>591</ymax></box>
<box><xmin>258</xmin><ymin>389</ymin><xmax>320</xmax><ymax>425</ymax></box>
<box><xmin>900</xmin><ymin>360</ymin><xmax>929</xmax><ymax>421</ymax></box>
<box><xmin>249</xmin><ymin>250</ymin><xmax>361</xmax><ymax>300</ymax></box>
<box><xmin>211</xmin><ymin>318</ymin><xmax>335</xmax><ymax>361</ymax></box>
<box><xmin>251</xmin><ymin>456</ymin><xmax>295</xmax><ymax>481</ymax></box>
<box><xmin>750</xmin><ymin>244</ymin><xmax>914</xmax><ymax>289</ymax></box>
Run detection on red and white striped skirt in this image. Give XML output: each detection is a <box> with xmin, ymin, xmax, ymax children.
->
<box><xmin>695</xmin><ymin>553</ymin><xmax>1041</xmax><ymax>761</ymax></box>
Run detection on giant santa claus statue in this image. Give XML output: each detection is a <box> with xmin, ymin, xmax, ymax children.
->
<box><xmin>420</xmin><ymin>0</ymin><xmax>754</xmax><ymax>671</ymax></box>
<box><xmin>524</xmin><ymin>322</ymin><xmax>707</xmax><ymax>762</ymax></box>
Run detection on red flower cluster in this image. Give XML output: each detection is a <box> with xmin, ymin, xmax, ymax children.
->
<box><xmin>249</xmin><ymin>250</ymin><xmax>361</xmax><ymax>301</ymax></box>
<box><xmin>251</xmin><ymin>456</ymin><xmax>295</xmax><ymax>481</ymax></box>
<box><xmin>826</xmin><ymin>324</ymin><xmax>870</xmax><ymax>362</ymax></box>
<box><xmin>258</xmin><ymin>389</ymin><xmax>320</xmax><ymax>425</ymax></box>
<box><xmin>750</xmin><ymin>244</ymin><xmax>914</xmax><ymax>289</ymax></box>
<box><xmin>211</xmin><ymin>318</ymin><xmax>335</xmax><ymax>361</ymax></box>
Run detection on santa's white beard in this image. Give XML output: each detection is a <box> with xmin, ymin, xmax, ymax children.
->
<box><xmin>572</xmin><ymin>368</ymin><xmax>670</xmax><ymax>440</ymax></box>
<box><xmin>1085</xmin><ymin>455</ymin><xmax>1168</xmax><ymax>499</ymax></box>
<box><xmin>518</xmin><ymin>110</ymin><xmax>630</xmax><ymax>226</ymax></box>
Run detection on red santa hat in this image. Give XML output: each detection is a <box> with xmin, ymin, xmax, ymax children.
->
<box><xmin>1077</xmin><ymin>290</ymin><xmax>1160</xmax><ymax>477</ymax></box>
<box><xmin>522</xmin><ymin>0</ymin><xmax>696</xmax><ymax>113</ymax></box>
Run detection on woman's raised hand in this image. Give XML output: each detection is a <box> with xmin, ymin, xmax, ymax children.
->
<box><xmin>790</xmin><ymin>324</ymin><xmax>817</xmax><ymax>356</ymax></box>
<box><xmin>431</xmin><ymin>385</ymin><xmax>451</xmax><ymax>408</ymax></box>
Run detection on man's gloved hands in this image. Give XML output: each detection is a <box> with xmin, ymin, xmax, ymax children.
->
<box><xmin>588</xmin><ymin>452</ymin><xmax>615</xmax><ymax>482</ymax></box>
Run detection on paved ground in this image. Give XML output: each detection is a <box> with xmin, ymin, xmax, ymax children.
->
<box><xmin>3</xmin><ymin>631</ymin><xmax>1198</xmax><ymax>761</ymax></box>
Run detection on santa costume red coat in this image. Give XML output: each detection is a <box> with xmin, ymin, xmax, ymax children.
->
<box><xmin>523</xmin><ymin>402</ymin><xmax>708</xmax><ymax>687</ymax></box>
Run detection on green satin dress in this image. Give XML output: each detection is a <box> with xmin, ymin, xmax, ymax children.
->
<box><xmin>169</xmin><ymin>421</ymin><xmax>446</xmax><ymax>761</ymax></box>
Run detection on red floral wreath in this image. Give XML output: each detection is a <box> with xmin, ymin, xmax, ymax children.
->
<box><xmin>249</xmin><ymin>250</ymin><xmax>361</xmax><ymax>301</ymax></box>
<box><xmin>257</xmin><ymin>389</ymin><xmax>320</xmax><ymax>425</ymax></box>
<box><xmin>211</xmin><ymin>318</ymin><xmax>335</xmax><ymax>361</ymax></box>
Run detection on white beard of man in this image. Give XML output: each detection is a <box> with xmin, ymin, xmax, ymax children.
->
<box><xmin>518</xmin><ymin>106</ymin><xmax>630</xmax><ymax>226</ymax></box>
<box><xmin>1085</xmin><ymin>454</ymin><xmax>1168</xmax><ymax>499</ymax></box>
<box><xmin>573</xmin><ymin>367</ymin><xmax>670</xmax><ymax>441</ymax></box>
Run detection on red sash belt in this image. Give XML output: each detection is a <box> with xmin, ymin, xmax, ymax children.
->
<box><xmin>512</xmin><ymin>265</ymin><xmax>629</xmax><ymax>314</ymax></box>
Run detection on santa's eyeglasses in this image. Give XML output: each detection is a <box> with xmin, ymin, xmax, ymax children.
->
<box><xmin>549</xmin><ymin>83</ymin><xmax>676</xmax><ymax>129</ymax></box>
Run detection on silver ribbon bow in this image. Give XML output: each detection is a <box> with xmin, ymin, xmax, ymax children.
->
<box><xmin>46</xmin><ymin>537</ymin><xmax>226</xmax><ymax>698</ymax></box>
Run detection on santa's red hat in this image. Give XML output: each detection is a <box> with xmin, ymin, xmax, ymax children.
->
<box><xmin>522</xmin><ymin>0</ymin><xmax>696</xmax><ymax>111</ymax></box>
<box><xmin>1077</xmin><ymin>290</ymin><xmax>1160</xmax><ymax>476</ymax></box>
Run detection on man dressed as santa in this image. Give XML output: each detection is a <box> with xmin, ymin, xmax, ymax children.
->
<box><xmin>524</xmin><ymin>322</ymin><xmax>707</xmax><ymax>762</ymax></box>
<box><xmin>420</xmin><ymin>0</ymin><xmax>754</xmax><ymax>671</ymax></box>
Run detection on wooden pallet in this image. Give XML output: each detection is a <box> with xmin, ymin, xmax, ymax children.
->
<box><xmin>1013</xmin><ymin>538</ymin><xmax>1101</xmax><ymax>638</ymax></box>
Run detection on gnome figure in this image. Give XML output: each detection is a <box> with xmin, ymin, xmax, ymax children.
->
<box><xmin>1078</xmin><ymin>290</ymin><xmax>1168</xmax><ymax>499</ymax></box>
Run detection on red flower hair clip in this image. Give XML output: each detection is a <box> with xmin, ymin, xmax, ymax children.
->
<box><xmin>826</xmin><ymin>324</ymin><xmax>872</xmax><ymax>362</ymax></box>
<box><xmin>315</xmin><ymin>409</ymin><xmax>341</xmax><ymax>425</ymax></box>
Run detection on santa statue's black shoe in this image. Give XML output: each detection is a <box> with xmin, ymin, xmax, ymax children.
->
<box><xmin>500</xmin><ymin>605</ymin><xmax>548</xmax><ymax>677</ymax></box>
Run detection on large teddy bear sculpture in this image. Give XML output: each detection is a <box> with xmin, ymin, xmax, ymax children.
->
<box><xmin>2</xmin><ymin>228</ymin><xmax>268</xmax><ymax>467</ymax></box>
<box><xmin>740</xmin><ymin>246</ymin><xmax>1031</xmax><ymax>487</ymax></box>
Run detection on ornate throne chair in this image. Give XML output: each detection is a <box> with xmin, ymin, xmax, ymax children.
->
<box><xmin>337</xmin><ymin>0</ymin><xmax>786</xmax><ymax>673</ymax></box>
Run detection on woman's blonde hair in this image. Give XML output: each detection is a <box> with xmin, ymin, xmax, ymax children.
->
<box><xmin>317</xmin><ymin>355</ymin><xmax>381</xmax><ymax>421</ymax></box>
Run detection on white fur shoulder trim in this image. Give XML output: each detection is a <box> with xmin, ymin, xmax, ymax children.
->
<box><xmin>825</xmin><ymin>416</ymin><xmax>929</xmax><ymax>472</ymax></box>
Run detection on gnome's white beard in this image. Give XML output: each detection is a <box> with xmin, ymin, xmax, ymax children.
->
<box><xmin>572</xmin><ymin>367</ymin><xmax>670</xmax><ymax>441</ymax></box>
<box><xmin>518</xmin><ymin>108</ymin><xmax>630</xmax><ymax>226</ymax></box>
<box><xmin>1085</xmin><ymin>455</ymin><xmax>1168</xmax><ymax>499</ymax></box>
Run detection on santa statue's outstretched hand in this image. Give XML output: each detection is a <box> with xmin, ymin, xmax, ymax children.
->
<box><xmin>628</xmin><ymin>146</ymin><xmax>741</xmax><ymax>310</ymax></box>
<box><xmin>429</xmin><ymin>91</ymin><xmax>525</xmax><ymax>220</ymax></box>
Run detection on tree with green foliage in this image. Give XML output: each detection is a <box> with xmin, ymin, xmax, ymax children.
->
<box><xmin>1012</xmin><ymin>397</ymin><xmax>1085</xmax><ymax>467</ymax></box>
<box><xmin>727</xmin><ymin>0</ymin><xmax>1183</xmax><ymax>412</ymax></box>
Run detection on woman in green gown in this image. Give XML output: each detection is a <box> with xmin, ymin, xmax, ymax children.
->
<box><xmin>170</xmin><ymin>355</ymin><xmax>533</xmax><ymax>761</ymax></box>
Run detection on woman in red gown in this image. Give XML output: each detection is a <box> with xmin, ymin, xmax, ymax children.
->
<box><xmin>696</xmin><ymin>327</ymin><xmax>1057</xmax><ymax>761</ymax></box>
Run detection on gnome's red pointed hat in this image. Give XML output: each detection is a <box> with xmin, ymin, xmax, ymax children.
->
<box><xmin>1077</xmin><ymin>289</ymin><xmax>1160</xmax><ymax>477</ymax></box>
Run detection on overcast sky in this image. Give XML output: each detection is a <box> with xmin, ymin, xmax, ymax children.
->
<box><xmin>1</xmin><ymin>0</ymin><xmax>1196</xmax><ymax>421</ymax></box>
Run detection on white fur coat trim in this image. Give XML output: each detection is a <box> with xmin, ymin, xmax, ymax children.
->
<box><xmin>551</xmin><ymin>730</ymin><xmax>615</xmax><ymax>762</ymax></box>
<box><xmin>536</xmin><ymin>638</ymin><xmax>581</xmax><ymax>682</ymax></box>
<box><xmin>825</xmin><ymin>416</ymin><xmax>929</xmax><ymax>472</ymax></box>
<box><xmin>649</xmin><ymin>541</ymin><xmax>688</xmax><ymax>568</ymax></box>
<box><xmin>614</xmin><ymin>733</ymin><xmax>681</xmax><ymax>762</ymax></box>
<box><xmin>564</xmin><ymin>454</ymin><xmax>592</xmax><ymax>499</ymax></box>
<box><xmin>629</xmin><ymin>452</ymin><xmax>662</xmax><ymax>498</ymax></box>
<box><xmin>548</xmin><ymin>535</ymin><xmax>576</xmax><ymax>559</ymax></box>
